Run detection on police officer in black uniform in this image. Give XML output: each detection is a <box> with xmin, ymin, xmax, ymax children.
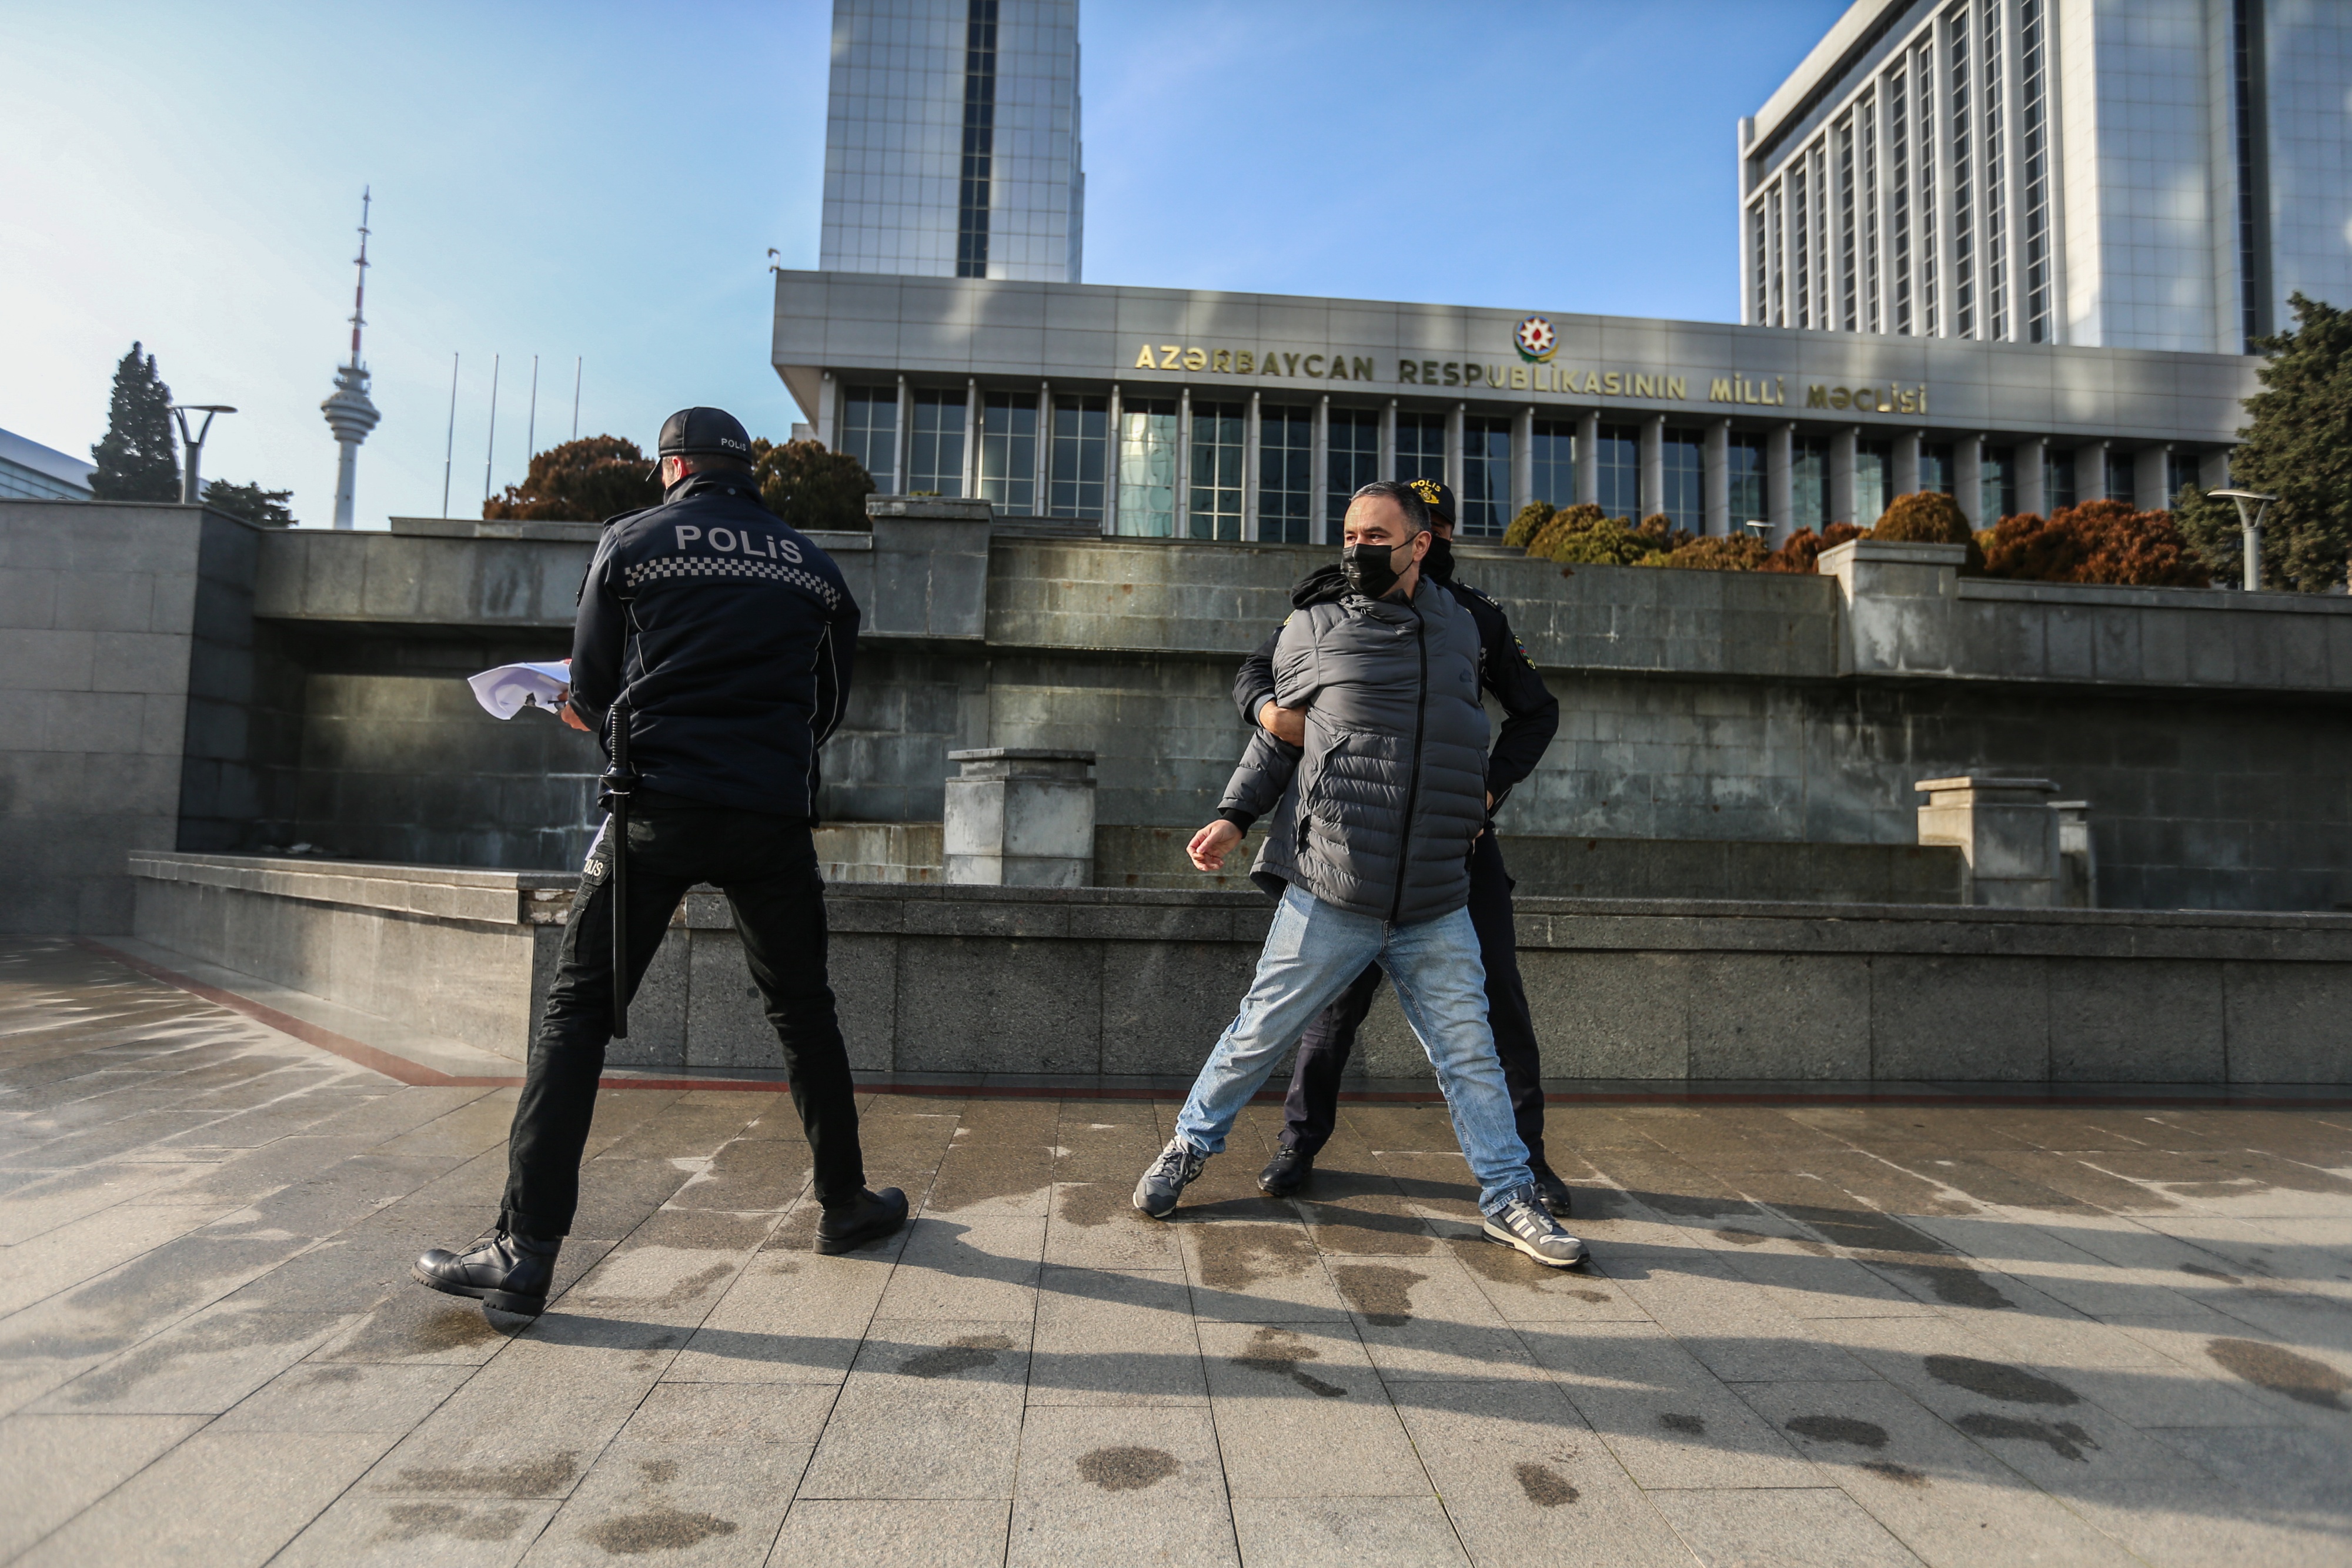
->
<box><xmin>414</xmin><ymin>407</ymin><xmax>907</xmax><ymax>1316</ymax></box>
<box><xmin>1235</xmin><ymin>478</ymin><xmax>1572</xmax><ymax>1214</ymax></box>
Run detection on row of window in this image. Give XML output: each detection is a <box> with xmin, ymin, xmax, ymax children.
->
<box><xmin>1749</xmin><ymin>0</ymin><xmax>2054</xmax><ymax>345</ymax></box>
<box><xmin>836</xmin><ymin>385</ymin><xmax>2192</xmax><ymax>539</ymax></box>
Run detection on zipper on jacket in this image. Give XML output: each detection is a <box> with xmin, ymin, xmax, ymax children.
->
<box><xmin>1389</xmin><ymin>602</ymin><xmax>1428</xmax><ymax>925</ymax></box>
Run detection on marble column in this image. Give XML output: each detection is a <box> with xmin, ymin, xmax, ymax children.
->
<box><xmin>1829</xmin><ymin>426</ymin><xmax>1858</xmax><ymax>526</ymax></box>
<box><xmin>1576</xmin><ymin>409</ymin><xmax>1601</xmax><ymax>507</ymax></box>
<box><xmin>1891</xmin><ymin>429</ymin><xmax>1920</xmax><ymax>497</ymax></box>
<box><xmin>1953</xmin><ymin>436</ymin><xmax>1984</xmax><ymax>529</ymax></box>
<box><xmin>1766</xmin><ymin>423</ymin><xmax>1794</xmax><ymax>542</ymax></box>
<box><xmin>1703</xmin><ymin>420</ymin><xmax>1730</xmax><ymax>535</ymax></box>
<box><xmin>2016</xmin><ymin>437</ymin><xmax>2046</xmax><ymax>517</ymax></box>
<box><xmin>1639</xmin><ymin>416</ymin><xmax>1665</xmax><ymax>523</ymax></box>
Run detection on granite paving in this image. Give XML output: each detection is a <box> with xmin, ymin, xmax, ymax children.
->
<box><xmin>3</xmin><ymin>937</ymin><xmax>2351</xmax><ymax>1564</ymax></box>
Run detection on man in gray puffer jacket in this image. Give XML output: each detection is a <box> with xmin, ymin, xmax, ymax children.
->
<box><xmin>1132</xmin><ymin>480</ymin><xmax>1586</xmax><ymax>1268</ymax></box>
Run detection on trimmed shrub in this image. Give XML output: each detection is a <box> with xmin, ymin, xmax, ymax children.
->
<box><xmin>1760</xmin><ymin>521</ymin><xmax>1863</xmax><ymax>574</ymax></box>
<box><xmin>1978</xmin><ymin>500</ymin><xmax>2213</xmax><ymax>587</ymax></box>
<box><xmin>1871</xmin><ymin>490</ymin><xmax>1972</xmax><ymax>543</ymax></box>
<box><xmin>1504</xmin><ymin>500</ymin><xmax>1554</xmax><ymax>548</ymax></box>
<box><xmin>1663</xmin><ymin>534</ymin><xmax>1769</xmax><ymax>571</ymax></box>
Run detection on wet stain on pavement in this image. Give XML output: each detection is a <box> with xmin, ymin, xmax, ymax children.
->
<box><xmin>2207</xmin><ymin>1338</ymin><xmax>2350</xmax><ymax>1409</ymax></box>
<box><xmin>1873</xmin><ymin>1258</ymin><xmax>2016</xmax><ymax>1311</ymax></box>
<box><xmin>1659</xmin><ymin>1412</ymin><xmax>1705</xmax><ymax>1436</ymax></box>
<box><xmin>376</xmin><ymin>1502</ymin><xmax>529</xmax><ymax>1542</ymax></box>
<box><xmin>1233</xmin><ymin>1326</ymin><xmax>1348</xmax><ymax>1398</ymax></box>
<box><xmin>389</xmin><ymin>1453</ymin><xmax>579</xmax><ymax>1496</ymax></box>
<box><xmin>1077</xmin><ymin>1445</ymin><xmax>1180</xmax><ymax>1491</ymax></box>
<box><xmin>2179</xmin><ymin>1262</ymin><xmax>2240</xmax><ymax>1284</ymax></box>
<box><xmin>1925</xmin><ymin>1355</ymin><xmax>2079</xmax><ymax>1406</ymax></box>
<box><xmin>637</xmin><ymin>1459</ymin><xmax>677</xmax><ymax>1483</ymax></box>
<box><xmin>1955</xmin><ymin>1412</ymin><xmax>2098</xmax><ymax>1461</ymax></box>
<box><xmin>584</xmin><ymin>1505</ymin><xmax>740</xmax><ymax>1554</ymax></box>
<box><xmin>1859</xmin><ymin>1460</ymin><xmax>1930</xmax><ymax>1488</ymax></box>
<box><xmin>1775</xmin><ymin>1203</ymin><xmax>1955</xmax><ymax>1256</ymax></box>
<box><xmin>1712</xmin><ymin>1228</ymin><xmax>1769</xmax><ymax>1246</ymax></box>
<box><xmin>1057</xmin><ymin>1182</ymin><xmax>1125</xmax><ymax>1228</ymax></box>
<box><xmin>1787</xmin><ymin>1415</ymin><xmax>1890</xmax><ymax>1449</ymax></box>
<box><xmin>898</xmin><ymin>1332</ymin><xmax>1015</xmax><ymax>1379</ymax></box>
<box><xmin>1193</xmin><ymin>1223</ymin><xmax>1319</xmax><ymax>1291</ymax></box>
<box><xmin>1331</xmin><ymin>1264</ymin><xmax>1424</xmax><ymax>1327</ymax></box>
<box><xmin>1514</xmin><ymin>1462</ymin><xmax>1578</xmax><ymax>1506</ymax></box>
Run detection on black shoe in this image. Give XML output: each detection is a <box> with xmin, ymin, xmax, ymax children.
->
<box><xmin>412</xmin><ymin>1227</ymin><xmax>561</xmax><ymax>1316</ymax></box>
<box><xmin>1531</xmin><ymin>1167</ymin><xmax>1573</xmax><ymax>1218</ymax></box>
<box><xmin>1258</xmin><ymin>1146</ymin><xmax>1314</xmax><ymax>1198</ymax></box>
<box><xmin>816</xmin><ymin>1187</ymin><xmax>908</xmax><ymax>1255</ymax></box>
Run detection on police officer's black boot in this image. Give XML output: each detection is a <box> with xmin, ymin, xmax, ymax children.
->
<box><xmin>816</xmin><ymin>1186</ymin><xmax>909</xmax><ymax>1255</ymax></box>
<box><xmin>412</xmin><ymin>1226</ymin><xmax>563</xmax><ymax>1316</ymax></box>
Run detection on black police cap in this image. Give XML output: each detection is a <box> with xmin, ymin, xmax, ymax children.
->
<box><xmin>657</xmin><ymin>407</ymin><xmax>754</xmax><ymax>462</ymax></box>
<box><xmin>1406</xmin><ymin>477</ymin><xmax>1458</xmax><ymax>527</ymax></box>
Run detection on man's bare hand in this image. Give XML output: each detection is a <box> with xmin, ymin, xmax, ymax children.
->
<box><xmin>1257</xmin><ymin>700</ymin><xmax>1306</xmax><ymax>747</ymax></box>
<box><xmin>1188</xmin><ymin>819</ymin><xmax>1242</xmax><ymax>871</ymax></box>
<box><xmin>555</xmin><ymin>687</ymin><xmax>590</xmax><ymax>732</ymax></box>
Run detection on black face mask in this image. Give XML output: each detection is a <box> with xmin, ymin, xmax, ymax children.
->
<box><xmin>1422</xmin><ymin>534</ymin><xmax>1455</xmax><ymax>581</ymax></box>
<box><xmin>1342</xmin><ymin>539</ymin><xmax>1411</xmax><ymax>598</ymax></box>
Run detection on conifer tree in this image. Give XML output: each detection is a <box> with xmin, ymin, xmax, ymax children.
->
<box><xmin>2174</xmin><ymin>292</ymin><xmax>2352</xmax><ymax>591</ymax></box>
<box><xmin>88</xmin><ymin>342</ymin><xmax>181</xmax><ymax>501</ymax></box>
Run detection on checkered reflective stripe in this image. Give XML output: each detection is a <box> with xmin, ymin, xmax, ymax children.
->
<box><xmin>624</xmin><ymin>554</ymin><xmax>840</xmax><ymax>610</ymax></box>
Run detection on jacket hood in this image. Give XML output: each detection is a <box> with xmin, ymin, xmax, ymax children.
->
<box><xmin>1290</xmin><ymin>563</ymin><xmax>1348</xmax><ymax>609</ymax></box>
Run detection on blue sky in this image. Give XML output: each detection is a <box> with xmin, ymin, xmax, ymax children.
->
<box><xmin>1</xmin><ymin>1</ymin><xmax>1847</xmax><ymax>526</ymax></box>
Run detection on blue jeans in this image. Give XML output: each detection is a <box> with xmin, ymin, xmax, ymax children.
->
<box><xmin>1173</xmin><ymin>883</ymin><xmax>1534</xmax><ymax>1214</ymax></box>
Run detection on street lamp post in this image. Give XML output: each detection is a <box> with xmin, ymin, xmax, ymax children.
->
<box><xmin>1742</xmin><ymin>519</ymin><xmax>1771</xmax><ymax>544</ymax></box>
<box><xmin>169</xmin><ymin>405</ymin><xmax>236</xmax><ymax>505</ymax></box>
<box><xmin>2209</xmin><ymin>489</ymin><xmax>2278</xmax><ymax>591</ymax></box>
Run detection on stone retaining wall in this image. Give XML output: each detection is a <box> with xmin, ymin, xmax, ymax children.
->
<box><xmin>129</xmin><ymin>852</ymin><xmax>2352</xmax><ymax>1086</ymax></box>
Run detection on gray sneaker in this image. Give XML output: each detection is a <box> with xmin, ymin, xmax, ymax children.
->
<box><xmin>1133</xmin><ymin>1136</ymin><xmax>1209</xmax><ymax>1219</ymax></box>
<box><xmin>1483</xmin><ymin>1188</ymin><xmax>1588</xmax><ymax>1268</ymax></box>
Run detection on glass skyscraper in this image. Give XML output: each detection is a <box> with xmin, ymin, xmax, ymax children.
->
<box><xmin>820</xmin><ymin>0</ymin><xmax>1085</xmax><ymax>282</ymax></box>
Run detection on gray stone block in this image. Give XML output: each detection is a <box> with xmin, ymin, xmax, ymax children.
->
<box><xmin>1870</xmin><ymin>954</ymin><xmax>2050</xmax><ymax>1080</ymax></box>
<box><xmin>2223</xmin><ymin>961</ymin><xmax>2352</xmax><ymax>1083</ymax></box>
<box><xmin>1519</xmin><ymin>951</ymin><xmax>1690</xmax><ymax>1078</ymax></box>
<box><xmin>2047</xmin><ymin>958</ymin><xmax>2224</xmax><ymax>1082</ymax></box>
<box><xmin>1100</xmin><ymin>939</ymin><xmax>1259</xmax><ymax>1074</ymax></box>
<box><xmin>893</xmin><ymin>934</ymin><xmax>1103</xmax><ymax>1073</ymax></box>
<box><xmin>1686</xmin><ymin>952</ymin><xmax>1872</xmax><ymax>1079</ymax></box>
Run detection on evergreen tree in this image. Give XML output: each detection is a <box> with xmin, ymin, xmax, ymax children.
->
<box><xmin>201</xmin><ymin>479</ymin><xmax>296</xmax><ymax>527</ymax></box>
<box><xmin>483</xmin><ymin>435</ymin><xmax>662</xmax><ymax>521</ymax></box>
<box><xmin>88</xmin><ymin>342</ymin><xmax>181</xmax><ymax>501</ymax></box>
<box><xmin>751</xmin><ymin>438</ymin><xmax>876</xmax><ymax>531</ymax></box>
<box><xmin>2174</xmin><ymin>292</ymin><xmax>2352</xmax><ymax>591</ymax></box>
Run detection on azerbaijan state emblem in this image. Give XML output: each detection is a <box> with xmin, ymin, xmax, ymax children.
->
<box><xmin>1514</xmin><ymin>316</ymin><xmax>1558</xmax><ymax>363</ymax></box>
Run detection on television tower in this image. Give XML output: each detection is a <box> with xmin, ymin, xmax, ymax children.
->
<box><xmin>319</xmin><ymin>188</ymin><xmax>381</xmax><ymax>529</ymax></box>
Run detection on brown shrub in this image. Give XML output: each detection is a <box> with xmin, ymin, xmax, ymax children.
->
<box><xmin>1761</xmin><ymin>522</ymin><xmax>1864</xmax><ymax>574</ymax></box>
<box><xmin>1872</xmin><ymin>491</ymin><xmax>1972</xmax><ymax>543</ymax></box>
<box><xmin>1663</xmin><ymin>534</ymin><xmax>1769</xmax><ymax>571</ymax></box>
<box><xmin>1979</xmin><ymin>500</ymin><xmax>2213</xmax><ymax>587</ymax></box>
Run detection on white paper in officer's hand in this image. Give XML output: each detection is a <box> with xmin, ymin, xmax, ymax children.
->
<box><xmin>466</xmin><ymin>661</ymin><xmax>574</xmax><ymax>720</ymax></box>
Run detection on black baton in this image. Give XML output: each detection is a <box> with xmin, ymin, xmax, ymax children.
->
<box><xmin>600</xmin><ymin>697</ymin><xmax>637</xmax><ymax>1038</ymax></box>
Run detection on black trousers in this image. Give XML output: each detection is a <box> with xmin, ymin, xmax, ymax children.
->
<box><xmin>1278</xmin><ymin>831</ymin><xmax>1550</xmax><ymax>1171</ymax></box>
<box><xmin>500</xmin><ymin>798</ymin><xmax>865</xmax><ymax>1237</ymax></box>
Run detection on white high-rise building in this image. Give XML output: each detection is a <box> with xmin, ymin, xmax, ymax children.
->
<box><xmin>818</xmin><ymin>0</ymin><xmax>1084</xmax><ymax>283</ymax></box>
<box><xmin>1740</xmin><ymin>0</ymin><xmax>2351</xmax><ymax>353</ymax></box>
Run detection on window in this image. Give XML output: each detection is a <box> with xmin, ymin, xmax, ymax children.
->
<box><xmin>1919</xmin><ymin>442</ymin><xmax>1954</xmax><ymax>496</ymax></box>
<box><xmin>1981</xmin><ymin>446</ymin><xmax>2017</xmax><ymax>521</ymax></box>
<box><xmin>1855</xmin><ymin>439</ymin><xmax>1890</xmax><ymax>524</ymax></box>
<box><xmin>1768</xmin><ymin>184</ymin><xmax>1786</xmax><ymax>327</ymax></box>
<box><xmin>977</xmin><ymin>391</ymin><xmax>1035</xmax><ymax>513</ymax></box>
<box><xmin>1048</xmin><ymin>394</ymin><xmax>1105</xmax><ymax>520</ymax></box>
<box><xmin>1750</xmin><ymin>203</ymin><xmax>1769</xmax><ymax>325</ymax></box>
<box><xmin>1326</xmin><ymin>409</ymin><xmax>1379</xmax><ymax>543</ymax></box>
<box><xmin>1727</xmin><ymin>435</ymin><xmax>1765</xmax><ymax>527</ymax></box>
<box><xmin>1860</xmin><ymin>90</ymin><xmax>1880</xmax><ymax>333</ymax></box>
<box><xmin>1916</xmin><ymin>41</ymin><xmax>1939</xmax><ymax>335</ymax></box>
<box><xmin>836</xmin><ymin>386</ymin><xmax>897</xmax><ymax>492</ymax></box>
<box><xmin>1792</xmin><ymin>437</ymin><xmax>1828</xmax><ymax>533</ymax></box>
<box><xmin>1982</xmin><ymin>0</ymin><xmax>2009</xmax><ymax>340</ymax></box>
<box><xmin>2107</xmin><ymin>459</ymin><xmax>2134</xmax><ymax>510</ymax></box>
<box><xmin>2021</xmin><ymin>0</ymin><xmax>2054</xmax><ymax>342</ymax></box>
<box><xmin>2166</xmin><ymin>452</ymin><xmax>2197</xmax><ymax>511</ymax></box>
<box><xmin>1596</xmin><ymin>424</ymin><xmax>1639</xmax><ymax>519</ymax></box>
<box><xmin>907</xmin><ymin>389</ymin><xmax>967</xmax><ymax>496</ymax></box>
<box><xmin>956</xmin><ymin>0</ymin><xmax>998</xmax><ymax>278</ymax></box>
<box><xmin>1837</xmin><ymin>117</ymin><xmax>1858</xmax><ymax>332</ymax></box>
<box><xmin>1460</xmin><ymin>416</ymin><xmax>1511</xmax><ymax>537</ymax></box>
<box><xmin>1890</xmin><ymin>62</ymin><xmax>1912</xmax><ymax>334</ymax></box>
<box><xmin>1395</xmin><ymin>413</ymin><xmax>1445</xmax><ymax>484</ymax></box>
<box><xmin>1116</xmin><ymin>398</ymin><xmax>1177</xmax><ymax>536</ymax></box>
<box><xmin>1949</xmin><ymin>6</ymin><xmax>1974</xmax><ymax>339</ymax></box>
<box><xmin>1661</xmin><ymin>429</ymin><xmax>1702</xmax><ymax>532</ymax></box>
<box><xmin>2043</xmin><ymin>446</ymin><xmax>2076</xmax><ymax>512</ymax></box>
<box><xmin>1793</xmin><ymin>162</ymin><xmax>1812</xmax><ymax>330</ymax></box>
<box><xmin>1259</xmin><ymin>404</ymin><xmax>1312</xmax><ymax>543</ymax></box>
<box><xmin>2231</xmin><ymin>0</ymin><xmax>2267</xmax><ymax>347</ymax></box>
<box><xmin>1188</xmin><ymin>400</ymin><xmax>1244</xmax><ymax>540</ymax></box>
<box><xmin>1530</xmin><ymin>420</ymin><xmax>1575</xmax><ymax>507</ymax></box>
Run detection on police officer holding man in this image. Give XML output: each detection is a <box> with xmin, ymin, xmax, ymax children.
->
<box><xmin>414</xmin><ymin>407</ymin><xmax>907</xmax><ymax>1317</ymax></box>
<box><xmin>1235</xmin><ymin>478</ymin><xmax>1572</xmax><ymax>1214</ymax></box>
